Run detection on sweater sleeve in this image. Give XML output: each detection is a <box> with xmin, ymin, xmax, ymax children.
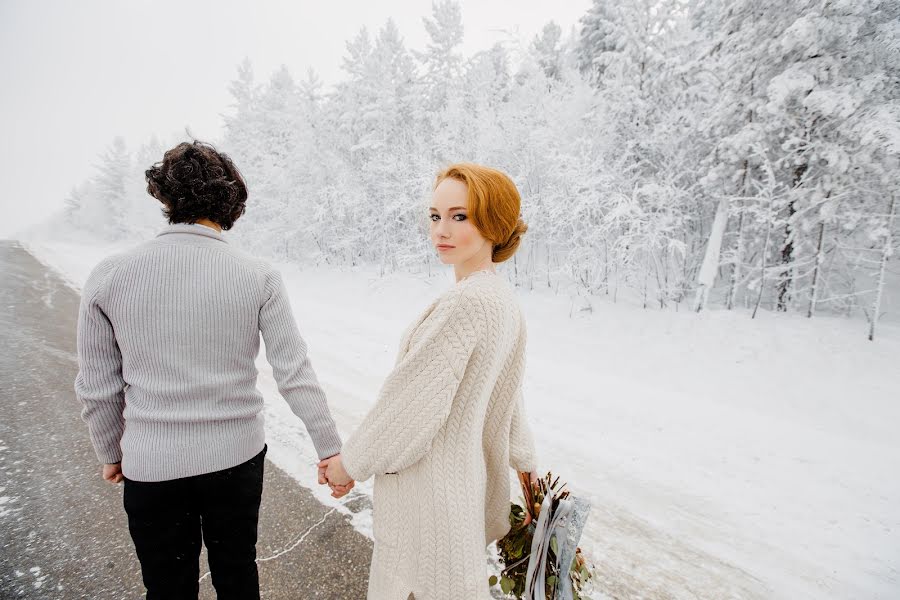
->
<box><xmin>259</xmin><ymin>268</ymin><xmax>343</xmax><ymax>460</ymax></box>
<box><xmin>74</xmin><ymin>258</ymin><xmax>126</xmax><ymax>465</ymax></box>
<box><xmin>508</xmin><ymin>387</ymin><xmax>538</xmax><ymax>472</ymax></box>
<box><xmin>341</xmin><ymin>287</ymin><xmax>481</xmax><ymax>482</ymax></box>
<box><xmin>508</xmin><ymin>320</ymin><xmax>538</xmax><ymax>472</ymax></box>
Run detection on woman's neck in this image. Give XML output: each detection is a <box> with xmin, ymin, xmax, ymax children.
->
<box><xmin>454</xmin><ymin>257</ymin><xmax>495</xmax><ymax>283</ymax></box>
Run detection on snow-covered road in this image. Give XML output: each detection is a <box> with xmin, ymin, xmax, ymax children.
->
<box><xmin>23</xmin><ymin>238</ymin><xmax>900</xmax><ymax>600</ymax></box>
<box><xmin>0</xmin><ymin>241</ymin><xmax>373</xmax><ymax>598</ymax></box>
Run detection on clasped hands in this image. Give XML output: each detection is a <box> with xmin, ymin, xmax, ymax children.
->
<box><xmin>103</xmin><ymin>456</ymin><xmax>355</xmax><ymax>499</ymax></box>
<box><xmin>318</xmin><ymin>453</ymin><xmax>355</xmax><ymax>498</ymax></box>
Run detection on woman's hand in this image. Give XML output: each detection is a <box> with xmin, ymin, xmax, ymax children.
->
<box><xmin>318</xmin><ymin>454</ymin><xmax>355</xmax><ymax>498</ymax></box>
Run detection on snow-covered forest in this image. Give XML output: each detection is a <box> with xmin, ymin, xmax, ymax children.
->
<box><xmin>59</xmin><ymin>0</ymin><xmax>900</xmax><ymax>336</ymax></box>
<box><xmin>14</xmin><ymin>2</ymin><xmax>900</xmax><ymax>597</ymax></box>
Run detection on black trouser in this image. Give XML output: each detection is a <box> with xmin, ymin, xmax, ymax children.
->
<box><xmin>123</xmin><ymin>445</ymin><xmax>267</xmax><ymax>600</ymax></box>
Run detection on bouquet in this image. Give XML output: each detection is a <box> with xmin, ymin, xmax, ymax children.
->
<box><xmin>490</xmin><ymin>471</ymin><xmax>593</xmax><ymax>599</ymax></box>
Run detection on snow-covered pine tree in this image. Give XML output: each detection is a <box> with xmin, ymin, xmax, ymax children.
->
<box><xmin>91</xmin><ymin>136</ymin><xmax>131</xmax><ymax>240</ymax></box>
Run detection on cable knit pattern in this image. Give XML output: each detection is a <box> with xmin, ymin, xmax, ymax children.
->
<box><xmin>341</xmin><ymin>270</ymin><xmax>538</xmax><ymax>600</ymax></box>
<box><xmin>74</xmin><ymin>223</ymin><xmax>342</xmax><ymax>482</ymax></box>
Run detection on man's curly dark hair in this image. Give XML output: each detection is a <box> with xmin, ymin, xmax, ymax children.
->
<box><xmin>145</xmin><ymin>141</ymin><xmax>248</xmax><ymax>230</ymax></box>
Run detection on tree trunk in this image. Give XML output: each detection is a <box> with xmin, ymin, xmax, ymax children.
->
<box><xmin>661</xmin><ymin>245</ymin><xmax>669</xmax><ymax>309</ymax></box>
<box><xmin>694</xmin><ymin>197</ymin><xmax>730</xmax><ymax>312</ymax></box>
<box><xmin>728</xmin><ymin>161</ymin><xmax>749</xmax><ymax>310</ymax></box>
<box><xmin>642</xmin><ymin>251</ymin><xmax>649</xmax><ymax>309</ymax></box>
<box><xmin>752</xmin><ymin>195</ymin><xmax>775</xmax><ymax>319</ymax></box>
<box><xmin>601</xmin><ymin>241</ymin><xmax>609</xmax><ymax>296</ymax></box>
<box><xmin>612</xmin><ymin>246</ymin><xmax>619</xmax><ymax>304</ymax></box>
<box><xmin>869</xmin><ymin>194</ymin><xmax>896</xmax><ymax>341</ymax></box>
<box><xmin>546</xmin><ymin>244</ymin><xmax>551</xmax><ymax>289</ymax></box>
<box><xmin>778</xmin><ymin>164</ymin><xmax>806</xmax><ymax>311</ymax></box>
<box><xmin>513</xmin><ymin>251</ymin><xmax>518</xmax><ymax>287</ymax></box>
<box><xmin>728</xmin><ymin>201</ymin><xmax>745</xmax><ymax>310</ymax></box>
<box><xmin>807</xmin><ymin>220</ymin><xmax>826</xmax><ymax>318</ymax></box>
<box><xmin>777</xmin><ymin>198</ymin><xmax>798</xmax><ymax>311</ymax></box>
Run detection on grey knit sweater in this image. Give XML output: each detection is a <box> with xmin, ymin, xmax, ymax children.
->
<box><xmin>74</xmin><ymin>223</ymin><xmax>343</xmax><ymax>482</ymax></box>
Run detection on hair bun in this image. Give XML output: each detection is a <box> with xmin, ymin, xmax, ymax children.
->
<box><xmin>493</xmin><ymin>218</ymin><xmax>528</xmax><ymax>263</ymax></box>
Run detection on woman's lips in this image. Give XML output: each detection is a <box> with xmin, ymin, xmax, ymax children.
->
<box><xmin>437</xmin><ymin>245</ymin><xmax>455</xmax><ymax>251</ymax></box>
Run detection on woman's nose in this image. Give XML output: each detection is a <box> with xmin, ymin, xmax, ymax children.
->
<box><xmin>434</xmin><ymin>221</ymin><xmax>450</xmax><ymax>238</ymax></box>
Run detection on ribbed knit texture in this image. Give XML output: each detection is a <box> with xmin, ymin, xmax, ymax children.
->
<box><xmin>340</xmin><ymin>270</ymin><xmax>538</xmax><ymax>600</ymax></box>
<box><xmin>74</xmin><ymin>223</ymin><xmax>343</xmax><ymax>482</ymax></box>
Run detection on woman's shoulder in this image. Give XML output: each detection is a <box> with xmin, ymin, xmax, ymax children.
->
<box><xmin>437</xmin><ymin>272</ymin><xmax>500</xmax><ymax>302</ymax></box>
<box><xmin>434</xmin><ymin>272</ymin><xmax>519</xmax><ymax>326</ymax></box>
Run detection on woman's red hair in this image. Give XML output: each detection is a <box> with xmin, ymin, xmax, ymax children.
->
<box><xmin>434</xmin><ymin>163</ymin><xmax>527</xmax><ymax>263</ymax></box>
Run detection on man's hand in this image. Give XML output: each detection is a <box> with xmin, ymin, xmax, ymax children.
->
<box><xmin>318</xmin><ymin>456</ymin><xmax>331</xmax><ymax>485</ymax></box>
<box><xmin>103</xmin><ymin>463</ymin><xmax>123</xmax><ymax>484</ymax></box>
<box><xmin>317</xmin><ymin>454</ymin><xmax>355</xmax><ymax>499</ymax></box>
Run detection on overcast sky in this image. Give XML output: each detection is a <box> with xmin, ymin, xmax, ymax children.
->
<box><xmin>0</xmin><ymin>0</ymin><xmax>590</xmax><ymax>238</ymax></box>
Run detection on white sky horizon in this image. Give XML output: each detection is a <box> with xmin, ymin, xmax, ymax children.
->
<box><xmin>0</xmin><ymin>0</ymin><xmax>591</xmax><ymax>239</ymax></box>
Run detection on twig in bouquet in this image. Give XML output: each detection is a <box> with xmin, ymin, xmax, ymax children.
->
<box><xmin>502</xmin><ymin>553</ymin><xmax>531</xmax><ymax>575</ymax></box>
<box><xmin>519</xmin><ymin>471</ymin><xmax>537</xmax><ymax>521</ymax></box>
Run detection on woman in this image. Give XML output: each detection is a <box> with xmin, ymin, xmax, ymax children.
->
<box><xmin>322</xmin><ymin>163</ymin><xmax>539</xmax><ymax>599</ymax></box>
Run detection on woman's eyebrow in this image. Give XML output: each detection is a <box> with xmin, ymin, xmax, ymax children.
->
<box><xmin>429</xmin><ymin>206</ymin><xmax>467</xmax><ymax>211</ymax></box>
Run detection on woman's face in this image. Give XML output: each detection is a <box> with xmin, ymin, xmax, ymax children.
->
<box><xmin>429</xmin><ymin>177</ymin><xmax>491</xmax><ymax>266</ymax></box>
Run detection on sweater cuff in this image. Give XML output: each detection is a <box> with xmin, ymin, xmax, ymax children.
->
<box><xmin>340</xmin><ymin>445</ymin><xmax>368</xmax><ymax>483</ymax></box>
<box><xmin>95</xmin><ymin>446</ymin><xmax>123</xmax><ymax>465</ymax></box>
<box><xmin>311</xmin><ymin>426</ymin><xmax>343</xmax><ymax>462</ymax></box>
<box><xmin>509</xmin><ymin>447</ymin><xmax>538</xmax><ymax>473</ymax></box>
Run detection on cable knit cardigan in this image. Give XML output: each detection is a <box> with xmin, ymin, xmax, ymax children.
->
<box><xmin>341</xmin><ymin>270</ymin><xmax>538</xmax><ymax>600</ymax></box>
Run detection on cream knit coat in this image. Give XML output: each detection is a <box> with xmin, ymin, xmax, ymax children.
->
<box><xmin>341</xmin><ymin>270</ymin><xmax>538</xmax><ymax>600</ymax></box>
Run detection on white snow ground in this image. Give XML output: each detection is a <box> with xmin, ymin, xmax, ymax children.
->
<box><xmin>19</xmin><ymin>237</ymin><xmax>900</xmax><ymax>600</ymax></box>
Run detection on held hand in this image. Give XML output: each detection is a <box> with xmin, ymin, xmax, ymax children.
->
<box><xmin>317</xmin><ymin>454</ymin><xmax>355</xmax><ymax>499</ymax></box>
<box><xmin>317</xmin><ymin>457</ymin><xmax>331</xmax><ymax>485</ymax></box>
<box><xmin>324</xmin><ymin>454</ymin><xmax>352</xmax><ymax>486</ymax></box>
<box><xmin>103</xmin><ymin>463</ymin><xmax>124</xmax><ymax>484</ymax></box>
<box><xmin>329</xmin><ymin>480</ymin><xmax>355</xmax><ymax>499</ymax></box>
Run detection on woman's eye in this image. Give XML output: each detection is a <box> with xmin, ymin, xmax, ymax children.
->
<box><xmin>453</xmin><ymin>214</ymin><xmax>467</xmax><ymax>221</ymax></box>
<box><xmin>429</xmin><ymin>214</ymin><xmax>439</xmax><ymax>221</ymax></box>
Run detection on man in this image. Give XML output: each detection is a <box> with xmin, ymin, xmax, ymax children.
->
<box><xmin>74</xmin><ymin>140</ymin><xmax>354</xmax><ymax>599</ymax></box>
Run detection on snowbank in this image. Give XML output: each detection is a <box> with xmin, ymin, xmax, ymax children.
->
<box><xmin>20</xmin><ymin>235</ymin><xmax>900</xmax><ymax>600</ymax></box>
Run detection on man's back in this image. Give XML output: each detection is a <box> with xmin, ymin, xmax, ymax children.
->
<box><xmin>75</xmin><ymin>223</ymin><xmax>342</xmax><ymax>482</ymax></box>
<box><xmin>73</xmin><ymin>140</ymin><xmax>346</xmax><ymax>597</ymax></box>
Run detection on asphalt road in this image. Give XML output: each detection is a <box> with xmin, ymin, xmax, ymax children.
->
<box><xmin>0</xmin><ymin>240</ymin><xmax>373</xmax><ymax>599</ymax></box>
